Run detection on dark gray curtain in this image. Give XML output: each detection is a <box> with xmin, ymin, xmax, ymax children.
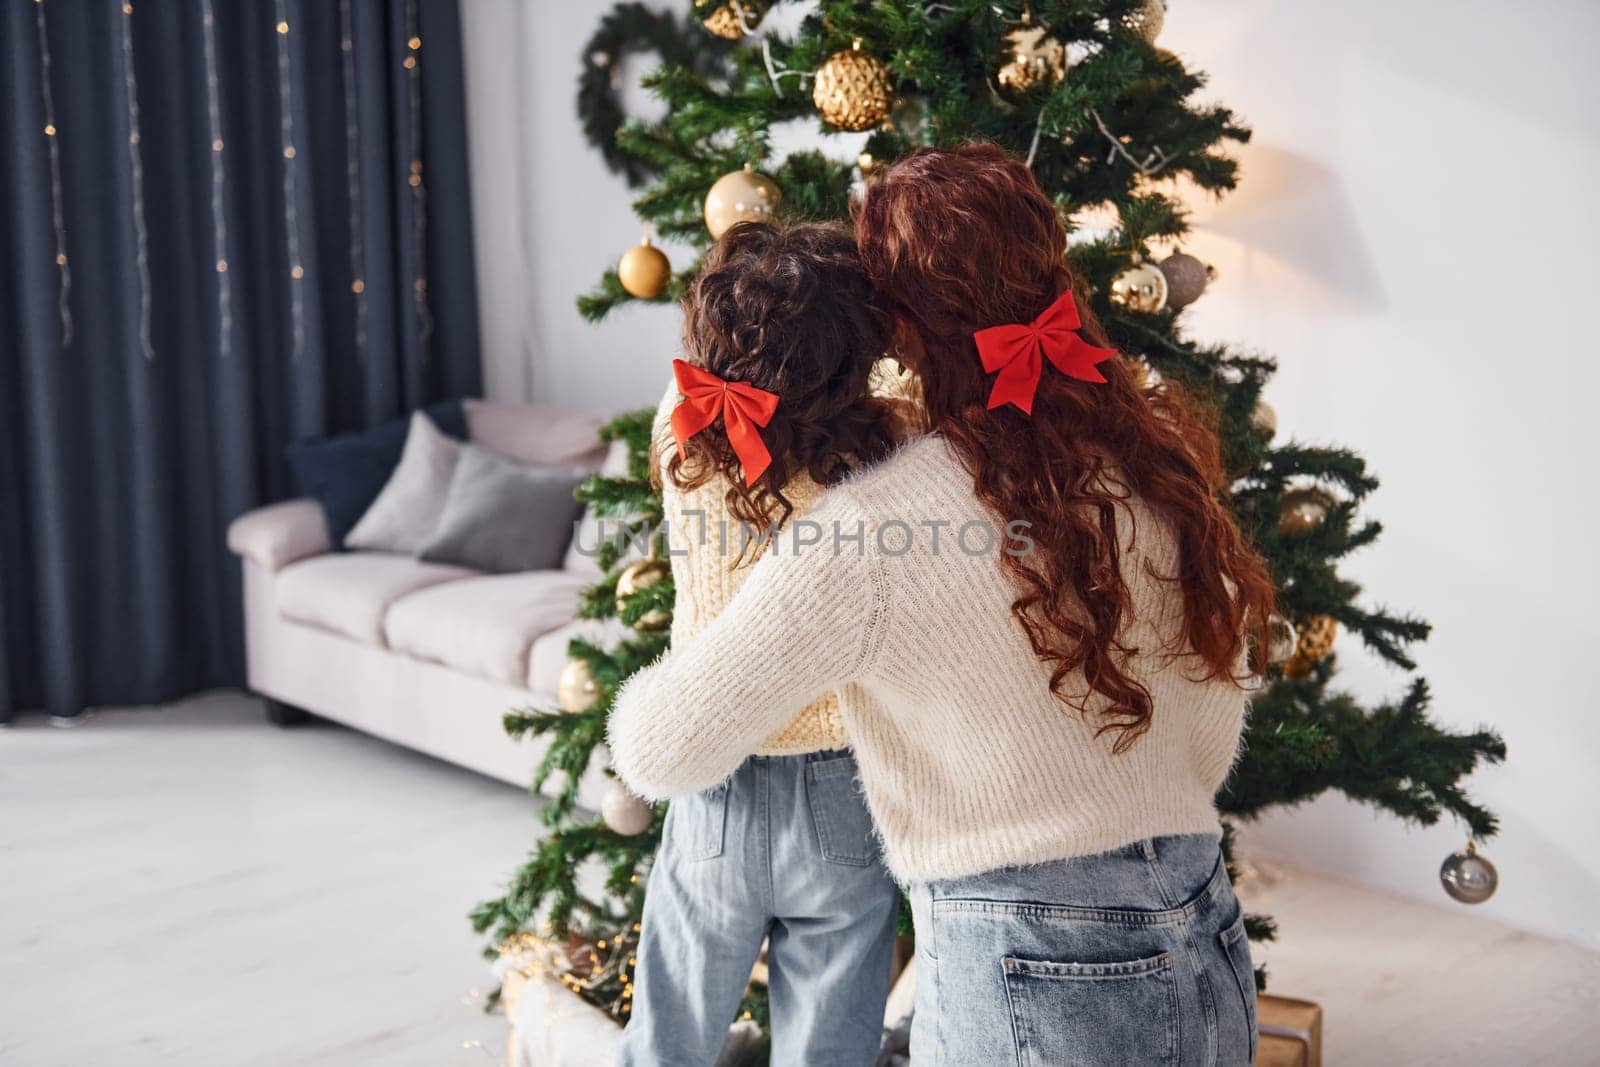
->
<box><xmin>0</xmin><ymin>0</ymin><xmax>482</xmax><ymax>721</ymax></box>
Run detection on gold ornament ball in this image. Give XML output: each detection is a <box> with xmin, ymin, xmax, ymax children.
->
<box><xmin>617</xmin><ymin>236</ymin><xmax>671</xmax><ymax>300</ymax></box>
<box><xmin>1440</xmin><ymin>842</ymin><xmax>1498</xmax><ymax>904</ymax></box>
<box><xmin>601</xmin><ymin>781</ymin><xmax>656</xmax><ymax>836</ymax></box>
<box><xmin>616</xmin><ymin>557</ymin><xmax>671</xmax><ymax>631</ymax></box>
<box><xmin>556</xmin><ymin>657</ymin><xmax>601</xmax><ymax>714</ymax></box>
<box><xmin>704</xmin><ymin>167</ymin><xmax>782</xmax><ymax>239</ymax></box>
<box><xmin>1121</xmin><ymin>0</ymin><xmax>1166</xmax><ymax>43</ymax></box>
<box><xmin>1250</xmin><ymin>400</ymin><xmax>1278</xmax><ymax>439</ymax></box>
<box><xmin>701</xmin><ymin>0</ymin><xmax>765</xmax><ymax>39</ymax></box>
<box><xmin>1283</xmin><ymin>615</ymin><xmax>1338</xmax><ymax>677</ymax></box>
<box><xmin>813</xmin><ymin>45</ymin><xmax>893</xmax><ymax>132</ymax></box>
<box><xmin>1277</xmin><ymin>487</ymin><xmax>1333</xmax><ymax>538</ymax></box>
<box><xmin>997</xmin><ymin>24</ymin><xmax>1067</xmax><ymax>95</ymax></box>
<box><xmin>1109</xmin><ymin>262</ymin><xmax>1169</xmax><ymax>313</ymax></box>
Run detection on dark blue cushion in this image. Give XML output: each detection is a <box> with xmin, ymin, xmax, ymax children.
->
<box><xmin>285</xmin><ymin>400</ymin><xmax>468</xmax><ymax>549</ymax></box>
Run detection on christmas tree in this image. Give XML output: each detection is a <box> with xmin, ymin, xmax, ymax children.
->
<box><xmin>474</xmin><ymin>0</ymin><xmax>1505</xmax><ymax>1032</ymax></box>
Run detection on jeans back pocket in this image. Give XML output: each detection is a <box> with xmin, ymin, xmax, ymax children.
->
<box><xmin>805</xmin><ymin>755</ymin><xmax>877</xmax><ymax>867</ymax></box>
<box><xmin>1218</xmin><ymin>913</ymin><xmax>1258</xmax><ymax>1063</ymax></box>
<box><xmin>1002</xmin><ymin>952</ymin><xmax>1179</xmax><ymax>1067</ymax></box>
<box><xmin>676</xmin><ymin>781</ymin><xmax>728</xmax><ymax>861</ymax></box>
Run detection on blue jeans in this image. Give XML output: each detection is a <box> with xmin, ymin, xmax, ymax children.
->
<box><xmin>618</xmin><ymin>751</ymin><xmax>900</xmax><ymax>1067</ymax></box>
<box><xmin>909</xmin><ymin>834</ymin><xmax>1257</xmax><ymax>1066</ymax></box>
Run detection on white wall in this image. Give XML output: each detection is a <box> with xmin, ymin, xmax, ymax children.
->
<box><xmin>461</xmin><ymin>0</ymin><xmax>691</xmax><ymax>410</ymax></box>
<box><xmin>1162</xmin><ymin>0</ymin><xmax>1600</xmax><ymax>950</ymax></box>
<box><xmin>462</xmin><ymin>1</ymin><xmax>1600</xmax><ymax>947</ymax></box>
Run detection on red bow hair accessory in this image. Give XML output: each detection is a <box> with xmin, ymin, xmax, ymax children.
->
<box><xmin>670</xmin><ymin>358</ymin><xmax>781</xmax><ymax>487</ymax></box>
<box><xmin>971</xmin><ymin>290</ymin><xmax>1118</xmax><ymax>414</ymax></box>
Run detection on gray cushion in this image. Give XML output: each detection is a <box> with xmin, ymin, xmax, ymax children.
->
<box><xmin>417</xmin><ymin>446</ymin><xmax>586</xmax><ymax>574</ymax></box>
<box><xmin>346</xmin><ymin>412</ymin><xmax>463</xmax><ymax>555</ymax></box>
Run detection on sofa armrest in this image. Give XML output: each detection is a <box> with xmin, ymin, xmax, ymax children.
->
<box><xmin>227</xmin><ymin>498</ymin><xmax>331</xmax><ymax>572</ymax></box>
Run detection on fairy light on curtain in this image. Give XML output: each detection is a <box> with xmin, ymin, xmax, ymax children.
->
<box><xmin>339</xmin><ymin>0</ymin><xmax>367</xmax><ymax>362</ymax></box>
<box><xmin>119</xmin><ymin>0</ymin><xmax>155</xmax><ymax>360</ymax></box>
<box><xmin>274</xmin><ymin>0</ymin><xmax>305</xmax><ymax>361</ymax></box>
<box><xmin>33</xmin><ymin>0</ymin><xmax>72</xmax><ymax>347</ymax></box>
<box><xmin>200</xmin><ymin>0</ymin><xmax>232</xmax><ymax>360</ymax></box>
<box><xmin>402</xmin><ymin>0</ymin><xmax>433</xmax><ymax>357</ymax></box>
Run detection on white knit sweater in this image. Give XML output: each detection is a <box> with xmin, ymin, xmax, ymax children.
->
<box><xmin>608</xmin><ymin>434</ymin><xmax>1247</xmax><ymax>884</ymax></box>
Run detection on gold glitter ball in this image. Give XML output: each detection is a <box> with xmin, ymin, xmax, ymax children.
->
<box><xmin>813</xmin><ymin>45</ymin><xmax>893</xmax><ymax>132</ymax></box>
<box><xmin>701</xmin><ymin>0</ymin><xmax>766</xmax><ymax>39</ymax></box>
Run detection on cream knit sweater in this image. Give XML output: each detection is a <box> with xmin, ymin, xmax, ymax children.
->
<box><xmin>650</xmin><ymin>386</ymin><xmax>848</xmax><ymax>755</ymax></box>
<box><xmin>609</xmin><ymin>434</ymin><xmax>1249</xmax><ymax>884</ymax></box>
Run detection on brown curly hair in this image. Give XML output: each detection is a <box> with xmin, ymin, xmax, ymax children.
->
<box><xmin>668</xmin><ymin>221</ymin><xmax>900</xmax><ymax>533</ymax></box>
<box><xmin>856</xmin><ymin>145</ymin><xmax>1276</xmax><ymax>752</ymax></box>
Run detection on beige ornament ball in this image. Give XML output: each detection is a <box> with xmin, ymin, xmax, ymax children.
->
<box><xmin>616</xmin><ymin>557</ymin><xmax>671</xmax><ymax>631</ymax></box>
<box><xmin>556</xmin><ymin>657</ymin><xmax>601</xmax><ymax>714</ymax></box>
<box><xmin>704</xmin><ymin>166</ymin><xmax>782</xmax><ymax>239</ymax></box>
<box><xmin>1263</xmin><ymin>614</ymin><xmax>1298</xmax><ymax>665</ymax></box>
<box><xmin>1157</xmin><ymin>251</ymin><xmax>1213</xmax><ymax>310</ymax></box>
<box><xmin>617</xmin><ymin>235</ymin><xmax>671</xmax><ymax>299</ymax></box>
<box><xmin>1283</xmin><ymin>615</ymin><xmax>1338</xmax><ymax>678</ymax></box>
<box><xmin>1250</xmin><ymin>399</ymin><xmax>1278</xmax><ymax>439</ymax></box>
<box><xmin>601</xmin><ymin>781</ymin><xmax>656</xmax><ymax>836</ymax></box>
<box><xmin>997</xmin><ymin>22</ymin><xmax>1067</xmax><ymax>95</ymax></box>
<box><xmin>1277</xmin><ymin>487</ymin><xmax>1333</xmax><ymax>538</ymax></box>
<box><xmin>813</xmin><ymin>43</ymin><xmax>893</xmax><ymax>132</ymax></box>
<box><xmin>700</xmin><ymin>0</ymin><xmax>765</xmax><ymax>39</ymax></box>
<box><xmin>1109</xmin><ymin>261</ymin><xmax>1169</xmax><ymax>313</ymax></box>
<box><xmin>1121</xmin><ymin>0</ymin><xmax>1166</xmax><ymax>43</ymax></box>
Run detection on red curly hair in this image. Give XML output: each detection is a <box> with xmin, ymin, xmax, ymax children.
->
<box><xmin>855</xmin><ymin>144</ymin><xmax>1275</xmax><ymax>751</ymax></box>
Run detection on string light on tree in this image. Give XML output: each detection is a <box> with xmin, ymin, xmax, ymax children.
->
<box><xmin>704</xmin><ymin>165</ymin><xmax>781</xmax><ymax>238</ymax></box>
<box><xmin>812</xmin><ymin>40</ymin><xmax>892</xmax><ymax>131</ymax></box>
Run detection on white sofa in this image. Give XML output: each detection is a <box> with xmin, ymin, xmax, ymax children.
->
<box><xmin>226</xmin><ymin>404</ymin><xmax>624</xmax><ymax>804</ymax></box>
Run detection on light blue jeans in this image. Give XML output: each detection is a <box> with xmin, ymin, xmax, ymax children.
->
<box><xmin>617</xmin><ymin>751</ymin><xmax>900</xmax><ymax>1067</ymax></box>
<box><xmin>909</xmin><ymin>834</ymin><xmax>1257</xmax><ymax>1066</ymax></box>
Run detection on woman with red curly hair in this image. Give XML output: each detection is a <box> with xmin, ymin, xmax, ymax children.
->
<box><xmin>611</xmin><ymin>145</ymin><xmax>1272</xmax><ymax>1065</ymax></box>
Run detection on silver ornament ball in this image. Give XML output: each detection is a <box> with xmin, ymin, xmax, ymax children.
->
<box><xmin>601</xmin><ymin>781</ymin><xmax>656</xmax><ymax>836</ymax></box>
<box><xmin>1157</xmin><ymin>252</ymin><xmax>1213</xmax><ymax>310</ymax></box>
<box><xmin>1440</xmin><ymin>844</ymin><xmax>1498</xmax><ymax>904</ymax></box>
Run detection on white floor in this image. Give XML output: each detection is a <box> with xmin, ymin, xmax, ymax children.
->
<box><xmin>0</xmin><ymin>692</ymin><xmax>535</xmax><ymax>1067</ymax></box>
<box><xmin>3</xmin><ymin>692</ymin><xmax>1597</xmax><ymax>1066</ymax></box>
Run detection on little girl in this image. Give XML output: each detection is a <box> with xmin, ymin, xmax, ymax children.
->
<box><xmin>613</xmin><ymin>221</ymin><xmax>909</xmax><ymax>1067</ymax></box>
